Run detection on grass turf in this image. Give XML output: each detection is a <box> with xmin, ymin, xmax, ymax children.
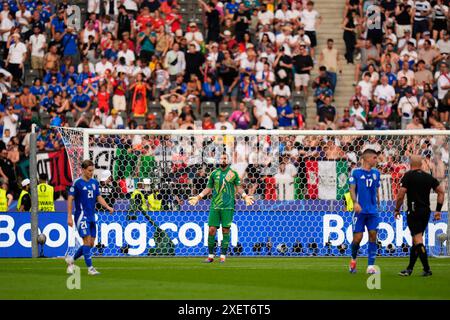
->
<box><xmin>0</xmin><ymin>257</ymin><xmax>449</xmax><ymax>300</ymax></box>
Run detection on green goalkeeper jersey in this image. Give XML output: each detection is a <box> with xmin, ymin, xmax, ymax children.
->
<box><xmin>207</xmin><ymin>166</ymin><xmax>241</xmax><ymax>210</ymax></box>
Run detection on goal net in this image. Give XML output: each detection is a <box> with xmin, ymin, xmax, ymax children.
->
<box><xmin>55</xmin><ymin>128</ymin><xmax>450</xmax><ymax>258</ymax></box>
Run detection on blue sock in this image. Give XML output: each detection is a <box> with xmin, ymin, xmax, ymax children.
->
<box><xmin>82</xmin><ymin>245</ymin><xmax>93</xmax><ymax>268</ymax></box>
<box><xmin>351</xmin><ymin>242</ymin><xmax>360</xmax><ymax>260</ymax></box>
<box><xmin>368</xmin><ymin>242</ymin><xmax>377</xmax><ymax>266</ymax></box>
<box><xmin>73</xmin><ymin>246</ymin><xmax>84</xmax><ymax>260</ymax></box>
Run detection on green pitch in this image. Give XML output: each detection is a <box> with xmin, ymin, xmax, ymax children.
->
<box><xmin>1</xmin><ymin>257</ymin><xmax>450</xmax><ymax>299</ymax></box>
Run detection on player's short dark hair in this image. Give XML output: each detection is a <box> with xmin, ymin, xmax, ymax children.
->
<box><xmin>81</xmin><ymin>160</ymin><xmax>94</xmax><ymax>169</ymax></box>
<box><xmin>39</xmin><ymin>173</ymin><xmax>48</xmax><ymax>181</ymax></box>
<box><xmin>362</xmin><ymin>149</ymin><xmax>378</xmax><ymax>157</ymax></box>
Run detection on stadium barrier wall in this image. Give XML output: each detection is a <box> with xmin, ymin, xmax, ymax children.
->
<box><xmin>1</xmin><ymin>207</ymin><xmax>447</xmax><ymax>258</ymax></box>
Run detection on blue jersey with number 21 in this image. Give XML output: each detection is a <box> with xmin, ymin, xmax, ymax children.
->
<box><xmin>69</xmin><ymin>178</ymin><xmax>100</xmax><ymax>222</ymax></box>
<box><xmin>348</xmin><ymin>168</ymin><xmax>380</xmax><ymax>215</ymax></box>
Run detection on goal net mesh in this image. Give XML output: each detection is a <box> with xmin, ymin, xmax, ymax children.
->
<box><xmin>56</xmin><ymin>128</ymin><xmax>450</xmax><ymax>258</ymax></box>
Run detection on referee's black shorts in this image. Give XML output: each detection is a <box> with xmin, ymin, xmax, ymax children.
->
<box><xmin>407</xmin><ymin>208</ymin><xmax>431</xmax><ymax>236</ymax></box>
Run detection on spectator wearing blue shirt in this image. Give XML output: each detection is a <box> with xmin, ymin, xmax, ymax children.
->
<box><xmin>77</xmin><ymin>64</ymin><xmax>96</xmax><ymax>86</ymax></box>
<box><xmin>381</xmin><ymin>63</ymin><xmax>398</xmax><ymax>87</ymax></box>
<box><xmin>30</xmin><ymin>78</ymin><xmax>46</xmax><ymax>98</ymax></box>
<box><xmin>65</xmin><ymin>78</ymin><xmax>78</xmax><ymax>98</ymax></box>
<box><xmin>47</xmin><ymin>76</ymin><xmax>63</xmax><ymax>95</ymax></box>
<box><xmin>43</xmin><ymin>70</ymin><xmax>63</xmax><ymax>85</ymax></box>
<box><xmin>49</xmin><ymin>107</ymin><xmax>62</xmax><ymax>126</ymax></box>
<box><xmin>314</xmin><ymin>78</ymin><xmax>334</xmax><ymax>110</ymax></box>
<box><xmin>225</xmin><ymin>0</ymin><xmax>239</xmax><ymax>15</ymax></box>
<box><xmin>71</xmin><ymin>85</ymin><xmax>92</xmax><ymax>114</ymax></box>
<box><xmin>51</xmin><ymin>9</ymin><xmax>67</xmax><ymax>38</ymax></box>
<box><xmin>40</xmin><ymin>90</ymin><xmax>55</xmax><ymax>111</ymax></box>
<box><xmin>62</xmin><ymin>26</ymin><xmax>79</xmax><ymax>64</ymax></box>
<box><xmin>276</xmin><ymin>96</ymin><xmax>294</xmax><ymax>128</ymax></box>
<box><xmin>201</xmin><ymin>75</ymin><xmax>222</xmax><ymax>105</ymax></box>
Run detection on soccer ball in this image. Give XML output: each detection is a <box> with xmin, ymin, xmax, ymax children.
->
<box><xmin>37</xmin><ymin>233</ymin><xmax>47</xmax><ymax>245</ymax></box>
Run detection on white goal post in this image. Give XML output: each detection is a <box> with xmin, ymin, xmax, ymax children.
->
<box><xmin>55</xmin><ymin>128</ymin><xmax>450</xmax><ymax>258</ymax></box>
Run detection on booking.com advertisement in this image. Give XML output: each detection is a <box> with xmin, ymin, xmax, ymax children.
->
<box><xmin>0</xmin><ymin>203</ymin><xmax>448</xmax><ymax>258</ymax></box>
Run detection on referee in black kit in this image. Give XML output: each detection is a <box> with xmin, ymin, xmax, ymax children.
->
<box><xmin>394</xmin><ymin>155</ymin><xmax>445</xmax><ymax>277</ymax></box>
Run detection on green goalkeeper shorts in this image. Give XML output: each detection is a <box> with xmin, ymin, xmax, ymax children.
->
<box><xmin>208</xmin><ymin>208</ymin><xmax>235</xmax><ymax>228</ymax></box>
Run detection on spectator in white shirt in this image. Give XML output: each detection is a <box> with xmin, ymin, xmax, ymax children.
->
<box><xmin>118</xmin><ymin>42</ymin><xmax>135</xmax><ymax>66</ymax></box>
<box><xmin>105</xmin><ymin>108</ymin><xmax>124</xmax><ymax>129</ymax></box>
<box><xmin>214</xmin><ymin>112</ymin><xmax>234</xmax><ymax>130</ymax></box>
<box><xmin>29</xmin><ymin>26</ymin><xmax>46</xmax><ymax>77</ymax></box>
<box><xmin>373</xmin><ymin>75</ymin><xmax>396</xmax><ymax>106</ymax></box>
<box><xmin>95</xmin><ymin>55</ymin><xmax>114</xmax><ymax>77</ymax></box>
<box><xmin>164</xmin><ymin>42</ymin><xmax>186</xmax><ymax>79</ymax></box>
<box><xmin>253</xmin><ymin>94</ymin><xmax>278</xmax><ymax>129</ymax></box>
<box><xmin>272</xmin><ymin>81</ymin><xmax>291</xmax><ymax>98</ymax></box>
<box><xmin>6</xmin><ymin>33</ymin><xmax>27</xmax><ymax>83</ymax></box>
<box><xmin>397</xmin><ymin>87</ymin><xmax>419</xmax><ymax>129</ymax></box>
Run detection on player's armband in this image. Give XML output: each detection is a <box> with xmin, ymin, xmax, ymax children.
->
<box><xmin>344</xmin><ymin>192</ymin><xmax>354</xmax><ymax>212</ymax></box>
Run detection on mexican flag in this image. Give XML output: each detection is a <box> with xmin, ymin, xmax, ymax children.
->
<box><xmin>305</xmin><ymin>160</ymin><xmax>349</xmax><ymax>200</ymax></box>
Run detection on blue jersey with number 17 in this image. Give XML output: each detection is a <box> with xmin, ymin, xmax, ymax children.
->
<box><xmin>348</xmin><ymin>168</ymin><xmax>380</xmax><ymax>215</ymax></box>
<box><xmin>69</xmin><ymin>178</ymin><xmax>100</xmax><ymax>222</ymax></box>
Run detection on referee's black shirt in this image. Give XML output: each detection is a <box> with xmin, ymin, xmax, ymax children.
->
<box><xmin>400</xmin><ymin>169</ymin><xmax>440</xmax><ymax>212</ymax></box>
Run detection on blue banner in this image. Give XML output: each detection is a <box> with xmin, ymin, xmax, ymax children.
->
<box><xmin>0</xmin><ymin>209</ymin><xmax>448</xmax><ymax>258</ymax></box>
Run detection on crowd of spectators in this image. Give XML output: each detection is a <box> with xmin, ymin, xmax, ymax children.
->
<box><xmin>0</xmin><ymin>0</ymin><xmax>448</xmax><ymax>202</ymax></box>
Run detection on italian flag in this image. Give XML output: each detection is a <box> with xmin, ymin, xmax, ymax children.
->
<box><xmin>305</xmin><ymin>161</ymin><xmax>349</xmax><ymax>200</ymax></box>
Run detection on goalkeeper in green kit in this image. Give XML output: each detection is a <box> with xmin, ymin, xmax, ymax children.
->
<box><xmin>189</xmin><ymin>153</ymin><xmax>254</xmax><ymax>263</ymax></box>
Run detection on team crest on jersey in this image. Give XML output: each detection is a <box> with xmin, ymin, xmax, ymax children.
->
<box><xmin>92</xmin><ymin>184</ymin><xmax>96</xmax><ymax>190</ymax></box>
<box><xmin>225</xmin><ymin>171</ymin><xmax>234</xmax><ymax>182</ymax></box>
<box><xmin>372</xmin><ymin>174</ymin><xmax>377</xmax><ymax>180</ymax></box>
<box><xmin>361</xmin><ymin>175</ymin><xmax>366</xmax><ymax>179</ymax></box>
<box><xmin>83</xmin><ymin>186</ymin><xmax>87</xmax><ymax>190</ymax></box>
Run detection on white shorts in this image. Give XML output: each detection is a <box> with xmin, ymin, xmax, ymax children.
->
<box><xmin>113</xmin><ymin>95</ymin><xmax>127</xmax><ymax>111</ymax></box>
<box><xmin>295</xmin><ymin>73</ymin><xmax>310</xmax><ymax>87</ymax></box>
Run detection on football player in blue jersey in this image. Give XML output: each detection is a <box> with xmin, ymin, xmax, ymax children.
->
<box><xmin>348</xmin><ymin>149</ymin><xmax>380</xmax><ymax>274</ymax></box>
<box><xmin>65</xmin><ymin>160</ymin><xmax>114</xmax><ymax>275</ymax></box>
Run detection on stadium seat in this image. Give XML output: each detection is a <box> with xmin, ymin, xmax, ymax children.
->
<box><xmin>133</xmin><ymin>116</ymin><xmax>146</xmax><ymax>127</ymax></box>
<box><xmin>218</xmin><ymin>101</ymin><xmax>234</xmax><ymax>116</ymax></box>
<box><xmin>200</xmin><ymin>101</ymin><xmax>217</xmax><ymax>119</ymax></box>
<box><xmin>148</xmin><ymin>101</ymin><xmax>163</xmax><ymax>115</ymax></box>
<box><xmin>39</xmin><ymin>111</ymin><xmax>51</xmax><ymax>126</ymax></box>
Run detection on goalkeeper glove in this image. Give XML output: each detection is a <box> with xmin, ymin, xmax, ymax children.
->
<box><xmin>188</xmin><ymin>196</ymin><xmax>200</xmax><ymax>206</ymax></box>
<box><xmin>243</xmin><ymin>195</ymin><xmax>254</xmax><ymax>206</ymax></box>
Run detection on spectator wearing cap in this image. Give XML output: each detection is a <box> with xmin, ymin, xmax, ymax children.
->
<box><xmin>6</xmin><ymin>33</ymin><xmax>27</xmax><ymax>83</ymax></box>
<box><xmin>146</xmin><ymin>113</ymin><xmax>161</xmax><ymax>129</ymax></box>
<box><xmin>17</xmin><ymin>178</ymin><xmax>31</xmax><ymax>212</ymax></box>
<box><xmin>105</xmin><ymin>109</ymin><xmax>124</xmax><ymax>129</ymax></box>
<box><xmin>398</xmin><ymin>87</ymin><xmax>419</xmax><ymax>129</ymax></box>
<box><xmin>371</xmin><ymin>96</ymin><xmax>392</xmax><ymax>130</ymax></box>
<box><xmin>418</xmin><ymin>31</ymin><xmax>436</xmax><ymax>49</ymax></box>
<box><xmin>185</xmin><ymin>22</ymin><xmax>204</xmax><ymax>50</ymax></box>
<box><xmin>215</xmin><ymin>112</ymin><xmax>234</xmax><ymax>130</ymax></box>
